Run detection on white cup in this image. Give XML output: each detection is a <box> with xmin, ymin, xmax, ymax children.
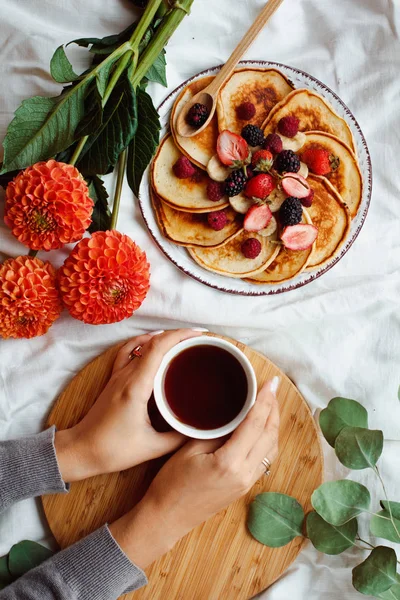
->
<box><xmin>153</xmin><ymin>336</ymin><xmax>257</xmax><ymax>439</ymax></box>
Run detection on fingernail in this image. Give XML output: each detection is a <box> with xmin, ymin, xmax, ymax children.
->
<box><xmin>269</xmin><ymin>376</ymin><xmax>280</xmax><ymax>396</ymax></box>
<box><xmin>149</xmin><ymin>330</ymin><xmax>164</xmax><ymax>337</ymax></box>
<box><xmin>192</xmin><ymin>327</ymin><xmax>209</xmax><ymax>332</ymax></box>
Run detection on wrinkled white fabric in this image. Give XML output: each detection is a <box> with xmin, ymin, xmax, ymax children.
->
<box><xmin>0</xmin><ymin>0</ymin><xmax>399</xmax><ymax>598</ymax></box>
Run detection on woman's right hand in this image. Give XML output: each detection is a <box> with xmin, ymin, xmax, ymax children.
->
<box><xmin>110</xmin><ymin>379</ymin><xmax>280</xmax><ymax>569</ymax></box>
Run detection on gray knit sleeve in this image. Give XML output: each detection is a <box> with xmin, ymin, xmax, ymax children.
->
<box><xmin>0</xmin><ymin>426</ymin><xmax>68</xmax><ymax>513</ymax></box>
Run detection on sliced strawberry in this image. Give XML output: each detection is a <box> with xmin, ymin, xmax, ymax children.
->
<box><xmin>281</xmin><ymin>224</ymin><xmax>318</xmax><ymax>250</ymax></box>
<box><xmin>244</xmin><ymin>204</ymin><xmax>272</xmax><ymax>232</ymax></box>
<box><xmin>217</xmin><ymin>130</ymin><xmax>249</xmax><ymax>167</ymax></box>
<box><xmin>281</xmin><ymin>173</ymin><xmax>310</xmax><ymax>199</ymax></box>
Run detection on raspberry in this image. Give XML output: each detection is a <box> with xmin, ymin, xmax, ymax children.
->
<box><xmin>207</xmin><ymin>210</ymin><xmax>228</xmax><ymax>231</ymax></box>
<box><xmin>236</xmin><ymin>102</ymin><xmax>256</xmax><ymax>121</ymax></box>
<box><xmin>241</xmin><ymin>124</ymin><xmax>264</xmax><ymax>147</ymax></box>
<box><xmin>206</xmin><ymin>180</ymin><xmax>225</xmax><ymax>202</ymax></box>
<box><xmin>278</xmin><ymin>116</ymin><xmax>300</xmax><ymax>138</ymax></box>
<box><xmin>224</xmin><ymin>169</ymin><xmax>247</xmax><ymax>197</ymax></box>
<box><xmin>275</xmin><ymin>150</ymin><xmax>301</xmax><ymax>174</ymax></box>
<box><xmin>263</xmin><ymin>133</ymin><xmax>283</xmax><ymax>154</ymax></box>
<box><xmin>241</xmin><ymin>237</ymin><xmax>262</xmax><ymax>259</ymax></box>
<box><xmin>279</xmin><ymin>197</ymin><xmax>303</xmax><ymax>227</ymax></box>
<box><xmin>301</xmin><ymin>189</ymin><xmax>315</xmax><ymax>208</ymax></box>
<box><xmin>186</xmin><ymin>103</ymin><xmax>210</xmax><ymax>128</ymax></box>
<box><xmin>173</xmin><ymin>156</ymin><xmax>196</xmax><ymax>179</ymax></box>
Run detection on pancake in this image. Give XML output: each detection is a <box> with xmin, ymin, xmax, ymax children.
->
<box><xmin>152</xmin><ymin>190</ymin><xmax>243</xmax><ymax>248</ymax></box>
<box><xmin>306</xmin><ymin>174</ymin><xmax>351</xmax><ymax>269</ymax></box>
<box><xmin>152</xmin><ymin>134</ymin><xmax>229</xmax><ymax>212</ymax></box>
<box><xmin>171</xmin><ymin>76</ymin><xmax>219</xmax><ymax>169</ymax></box>
<box><xmin>262</xmin><ymin>89</ymin><xmax>355</xmax><ymax>152</ymax></box>
<box><xmin>302</xmin><ymin>132</ymin><xmax>362</xmax><ymax>217</ymax></box>
<box><xmin>247</xmin><ymin>211</ymin><xmax>314</xmax><ymax>284</ymax></box>
<box><xmin>188</xmin><ymin>230</ymin><xmax>280</xmax><ymax>278</ymax></box>
<box><xmin>217</xmin><ymin>68</ymin><xmax>294</xmax><ymax>134</ymax></box>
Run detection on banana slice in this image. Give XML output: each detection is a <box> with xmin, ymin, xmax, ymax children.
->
<box><xmin>229</xmin><ymin>193</ymin><xmax>254</xmax><ymax>214</ymax></box>
<box><xmin>207</xmin><ymin>154</ymin><xmax>231</xmax><ymax>182</ymax></box>
<box><xmin>278</xmin><ymin>132</ymin><xmax>307</xmax><ymax>152</ymax></box>
<box><xmin>299</xmin><ymin>161</ymin><xmax>309</xmax><ymax>179</ymax></box>
<box><xmin>258</xmin><ymin>216</ymin><xmax>277</xmax><ymax>237</ymax></box>
<box><xmin>267</xmin><ymin>188</ymin><xmax>286</xmax><ymax>212</ymax></box>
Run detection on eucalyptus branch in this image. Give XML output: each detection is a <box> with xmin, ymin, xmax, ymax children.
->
<box><xmin>375</xmin><ymin>466</ymin><xmax>400</xmax><ymax>539</ymax></box>
<box><xmin>110</xmin><ymin>150</ymin><xmax>128</xmax><ymax>230</ymax></box>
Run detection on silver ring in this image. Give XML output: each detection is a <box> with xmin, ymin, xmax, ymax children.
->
<box><xmin>129</xmin><ymin>345</ymin><xmax>143</xmax><ymax>361</ymax></box>
<box><xmin>262</xmin><ymin>457</ymin><xmax>271</xmax><ymax>476</ymax></box>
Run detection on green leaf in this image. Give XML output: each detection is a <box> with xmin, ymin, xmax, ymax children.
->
<box><xmin>378</xmin><ymin>583</ymin><xmax>400</xmax><ymax>599</ymax></box>
<box><xmin>1</xmin><ymin>79</ymin><xmax>90</xmax><ymax>173</ymax></box>
<box><xmin>311</xmin><ymin>480</ymin><xmax>371</xmax><ymax>526</ymax></box>
<box><xmin>75</xmin><ymin>84</ymin><xmax>103</xmax><ymax>139</ymax></box>
<box><xmin>8</xmin><ymin>541</ymin><xmax>54</xmax><ymax>578</ymax></box>
<box><xmin>319</xmin><ymin>397</ymin><xmax>369</xmax><ymax>447</ymax></box>
<box><xmin>306</xmin><ymin>511</ymin><xmax>358</xmax><ymax>555</ymax></box>
<box><xmin>96</xmin><ymin>55</ymin><xmax>120</xmax><ymax>98</ymax></box>
<box><xmin>50</xmin><ymin>46</ymin><xmax>79</xmax><ymax>84</ymax></box>
<box><xmin>352</xmin><ymin>546</ymin><xmax>398</xmax><ymax>596</ymax></box>
<box><xmin>247</xmin><ymin>492</ymin><xmax>304</xmax><ymax>548</ymax></box>
<box><xmin>77</xmin><ymin>74</ymin><xmax>137</xmax><ymax>176</ymax></box>
<box><xmin>0</xmin><ymin>166</ymin><xmax>20</xmax><ymax>189</ymax></box>
<box><xmin>370</xmin><ymin>511</ymin><xmax>400</xmax><ymax>543</ymax></box>
<box><xmin>335</xmin><ymin>427</ymin><xmax>384</xmax><ymax>470</ymax></box>
<box><xmin>145</xmin><ymin>49</ymin><xmax>167</xmax><ymax>86</ymax></box>
<box><xmin>87</xmin><ymin>176</ymin><xmax>111</xmax><ymax>233</ymax></box>
<box><xmin>0</xmin><ymin>555</ymin><xmax>13</xmax><ymax>585</ymax></box>
<box><xmin>69</xmin><ymin>22</ymin><xmax>136</xmax><ymax>56</ymax></box>
<box><xmin>127</xmin><ymin>88</ymin><xmax>160</xmax><ymax>196</ymax></box>
<box><xmin>381</xmin><ymin>501</ymin><xmax>400</xmax><ymax>520</ymax></box>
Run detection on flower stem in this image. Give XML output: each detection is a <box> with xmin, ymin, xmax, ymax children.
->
<box><xmin>70</xmin><ymin>137</ymin><xmax>88</xmax><ymax>166</ymax></box>
<box><xmin>374</xmin><ymin>466</ymin><xmax>400</xmax><ymax>539</ymax></box>
<box><xmin>28</xmin><ymin>249</ymin><xmax>38</xmax><ymax>258</ymax></box>
<box><xmin>110</xmin><ymin>150</ymin><xmax>128</xmax><ymax>230</ymax></box>
<box><xmin>129</xmin><ymin>0</ymin><xmax>163</xmax><ymax>52</ymax></box>
<box><xmin>131</xmin><ymin>0</ymin><xmax>194</xmax><ymax>89</ymax></box>
<box><xmin>356</xmin><ymin>536</ymin><xmax>375</xmax><ymax>549</ymax></box>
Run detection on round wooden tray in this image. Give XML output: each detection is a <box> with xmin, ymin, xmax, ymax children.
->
<box><xmin>43</xmin><ymin>335</ymin><xmax>323</xmax><ymax>600</ymax></box>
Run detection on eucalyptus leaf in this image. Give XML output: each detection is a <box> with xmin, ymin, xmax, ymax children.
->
<box><xmin>87</xmin><ymin>176</ymin><xmax>111</xmax><ymax>233</ymax></box>
<box><xmin>8</xmin><ymin>541</ymin><xmax>54</xmax><ymax>578</ymax></box>
<box><xmin>381</xmin><ymin>501</ymin><xmax>400</xmax><ymax>520</ymax></box>
<box><xmin>77</xmin><ymin>74</ymin><xmax>137</xmax><ymax>176</ymax></box>
<box><xmin>1</xmin><ymin>81</ymin><xmax>90</xmax><ymax>173</ymax></box>
<box><xmin>312</xmin><ymin>480</ymin><xmax>371</xmax><ymax>526</ymax></box>
<box><xmin>378</xmin><ymin>583</ymin><xmax>400</xmax><ymax>599</ymax></box>
<box><xmin>352</xmin><ymin>546</ymin><xmax>398</xmax><ymax>596</ymax></box>
<box><xmin>247</xmin><ymin>492</ymin><xmax>304</xmax><ymax>548</ymax></box>
<box><xmin>145</xmin><ymin>50</ymin><xmax>167</xmax><ymax>86</ymax></box>
<box><xmin>306</xmin><ymin>511</ymin><xmax>358</xmax><ymax>555</ymax></box>
<box><xmin>335</xmin><ymin>427</ymin><xmax>383</xmax><ymax>470</ymax></box>
<box><xmin>127</xmin><ymin>88</ymin><xmax>160</xmax><ymax>196</ymax></box>
<box><xmin>0</xmin><ymin>555</ymin><xmax>13</xmax><ymax>585</ymax></box>
<box><xmin>370</xmin><ymin>511</ymin><xmax>400</xmax><ymax>543</ymax></box>
<box><xmin>50</xmin><ymin>46</ymin><xmax>79</xmax><ymax>84</ymax></box>
<box><xmin>319</xmin><ymin>397</ymin><xmax>368</xmax><ymax>448</ymax></box>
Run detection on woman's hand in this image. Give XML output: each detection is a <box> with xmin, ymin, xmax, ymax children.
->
<box><xmin>55</xmin><ymin>329</ymin><xmax>205</xmax><ymax>482</ymax></box>
<box><xmin>110</xmin><ymin>379</ymin><xmax>280</xmax><ymax>569</ymax></box>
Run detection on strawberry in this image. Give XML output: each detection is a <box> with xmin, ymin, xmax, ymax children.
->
<box><xmin>217</xmin><ymin>130</ymin><xmax>250</xmax><ymax>167</ymax></box>
<box><xmin>301</xmin><ymin>147</ymin><xmax>340</xmax><ymax>176</ymax></box>
<box><xmin>244</xmin><ymin>204</ymin><xmax>272</xmax><ymax>232</ymax></box>
<box><xmin>244</xmin><ymin>173</ymin><xmax>275</xmax><ymax>200</ymax></box>
<box><xmin>281</xmin><ymin>224</ymin><xmax>318</xmax><ymax>250</ymax></box>
<box><xmin>281</xmin><ymin>173</ymin><xmax>310</xmax><ymax>199</ymax></box>
<box><xmin>301</xmin><ymin>189</ymin><xmax>314</xmax><ymax>208</ymax></box>
<box><xmin>251</xmin><ymin>149</ymin><xmax>274</xmax><ymax>172</ymax></box>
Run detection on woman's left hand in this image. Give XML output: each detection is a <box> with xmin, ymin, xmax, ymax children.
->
<box><xmin>55</xmin><ymin>329</ymin><xmax>204</xmax><ymax>482</ymax></box>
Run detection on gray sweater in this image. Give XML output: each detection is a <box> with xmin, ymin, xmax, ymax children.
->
<box><xmin>0</xmin><ymin>428</ymin><xmax>147</xmax><ymax>599</ymax></box>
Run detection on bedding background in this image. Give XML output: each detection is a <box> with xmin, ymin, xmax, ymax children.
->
<box><xmin>0</xmin><ymin>1</ymin><xmax>399</xmax><ymax>598</ymax></box>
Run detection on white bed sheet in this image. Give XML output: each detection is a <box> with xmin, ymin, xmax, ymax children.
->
<box><xmin>0</xmin><ymin>1</ymin><xmax>400</xmax><ymax>598</ymax></box>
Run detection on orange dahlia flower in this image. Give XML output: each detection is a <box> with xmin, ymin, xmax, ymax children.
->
<box><xmin>0</xmin><ymin>256</ymin><xmax>62</xmax><ymax>339</ymax></box>
<box><xmin>58</xmin><ymin>230</ymin><xmax>150</xmax><ymax>325</ymax></box>
<box><xmin>5</xmin><ymin>160</ymin><xmax>93</xmax><ymax>251</ymax></box>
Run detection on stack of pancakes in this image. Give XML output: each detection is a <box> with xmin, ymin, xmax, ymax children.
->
<box><xmin>150</xmin><ymin>67</ymin><xmax>362</xmax><ymax>284</ymax></box>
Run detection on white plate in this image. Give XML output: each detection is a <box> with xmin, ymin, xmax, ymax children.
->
<box><xmin>138</xmin><ymin>61</ymin><xmax>372</xmax><ymax>296</ymax></box>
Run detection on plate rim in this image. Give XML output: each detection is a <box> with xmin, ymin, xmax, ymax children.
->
<box><xmin>138</xmin><ymin>60</ymin><xmax>373</xmax><ymax>296</ymax></box>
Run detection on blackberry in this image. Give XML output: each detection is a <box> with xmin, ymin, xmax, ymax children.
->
<box><xmin>186</xmin><ymin>103</ymin><xmax>209</xmax><ymax>128</ymax></box>
<box><xmin>275</xmin><ymin>149</ymin><xmax>301</xmax><ymax>174</ymax></box>
<box><xmin>279</xmin><ymin>197</ymin><xmax>303</xmax><ymax>227</ymax></box>
<box><xmin>241</xmin><ymin>124</ymin><xmax>264</xmax><ymax>147</ymax></box>
<box><xmin>224</xmin><ymin>170</ymin><xmax>247</xmax><ymax>197</ymax></box>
